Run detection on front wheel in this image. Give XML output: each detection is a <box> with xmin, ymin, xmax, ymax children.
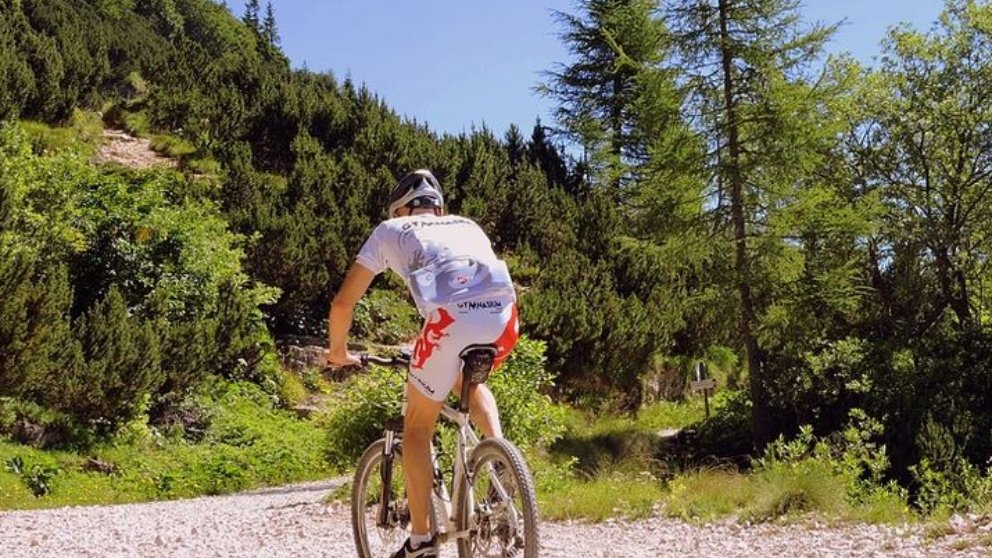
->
<box><xmin>352</xmin><ymin>438</ymin><xmax>409</xmax><ymax>558</ymax></box>
<box><xmin>457</xmin><ymin>438</ymin><xmax>539</xmax><ymax>558</ymax></box>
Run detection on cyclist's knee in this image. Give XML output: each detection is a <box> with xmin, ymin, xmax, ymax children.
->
<box><xmin>404</xmin><ymin>387</ymin><xmax>442</xmax><ymax>432</ymax></box>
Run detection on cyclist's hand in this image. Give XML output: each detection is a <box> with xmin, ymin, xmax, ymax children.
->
<box><xmin>325</xmin><ymin>352</ymin><xmax>362</xmax><ymax>369</ymax></box>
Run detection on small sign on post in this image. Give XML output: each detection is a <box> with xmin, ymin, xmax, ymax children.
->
<box><xmin>691</xmin><ymin>362</ymin><xmax>715</xmax><ymax>418</ymax></box>
<box><xmin>689</xmin><ymin>378</ymin><xmax>715</xmax><ymax>391</ymax></box>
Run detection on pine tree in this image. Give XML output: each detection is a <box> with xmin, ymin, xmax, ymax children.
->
<box><xmin>243</xmin><ymin>0</ymin><xmax>260</xmax><ymax>32</ymax></box>
<box><xmin>57</xmin><ymin>286</ymin><xmax>162</xmax><ymax>431</ymax></box>
<box><xmin>665</xmin><ymin>0</ymin><xmax>844</xmax><ymax>445</ymax></box>
<box><xmin>538</xmin><ymin>0</ymin><xmax>669</xmax><ymax>191</ymax></box>
<box><xmin>262</xmin><ymin>1</ymin><xmax>279</xmax><ymax>45</ymax></box>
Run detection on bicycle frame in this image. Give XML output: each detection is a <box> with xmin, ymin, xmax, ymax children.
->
<box><xmin>359</xmin><ymin>351</ymin><xmax>522</xmax><ymax>551</ymax></box>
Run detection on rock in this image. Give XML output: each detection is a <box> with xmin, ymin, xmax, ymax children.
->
<box><xmin>82</xmin><ymin>457</ymin><xmax>117</xmax><ymax>475</ymax></box>
<box><xmin>291</xmin><ymin>405</ymin><xmax>321</xmax><ymax>419</ymax></box>
<box><xmin>276</xmin><ymin>343</ymin><xmax>328</xmax><ymax>373</ymax></box>
<box><xmin>10</xmin><ymin>418</ymin><xmax>45</xmax><ymax>446</ymax></box>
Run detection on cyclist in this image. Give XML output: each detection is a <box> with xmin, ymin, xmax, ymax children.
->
<box><xmin>326</xmin><ymin>169</ymin><xmax>519</xmax><ymax>558</ymax></box>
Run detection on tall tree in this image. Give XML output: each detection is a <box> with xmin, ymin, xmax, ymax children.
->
<box><xmin>665</xmin><ymin>0</ymin><xmax>844</xmax><ymax>445</ymax></box>
<box><xmin>539</xmin><ymin>0</ymin><xmax>668</xmax><ymax>191</ymax></box>
<box><xmin>243</xmin><ymin>0</ymin><xmax>260</xmax><ymax>32</ymax></box>
<box><xmin>262</xmin><ymin>1</ymin><xmax>279</xmax><ymax>45</ymax></box>
<box><xmin>853</xmin><ymin>0</ymin><xmax>992</xmax><ymax>334</ymax></box>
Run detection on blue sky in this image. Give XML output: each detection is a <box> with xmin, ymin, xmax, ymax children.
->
<box><xmin>231</xmin><ymin>1</ymin><xmax>945</xmax><ymax>137</ymax></box>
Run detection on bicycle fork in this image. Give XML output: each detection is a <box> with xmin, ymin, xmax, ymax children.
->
<box><xmin>377</xmin><ymin>428</ymin><xmax>396</xmax><ymax>528</ymax></box>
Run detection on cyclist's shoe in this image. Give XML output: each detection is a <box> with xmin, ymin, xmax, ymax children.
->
<box><xmin>390</xmin><ymin>534</ymin><xmax>438</xmax><ymax>558</ymax></box>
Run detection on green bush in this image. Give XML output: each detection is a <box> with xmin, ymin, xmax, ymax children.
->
<box><xmin>322</xmin><ymin>336</ymin><xmax>565</xmax><ymax>469</ymax></box>
<box><xmin>320</xmin><ymin>363</ymin><xmax>405</xmax><ymax>470</ymax></box>
<box><xmin>48</xmin><ymin>286</ymin><xmax>162</xmax><ymax>433</ymax></box>
<box><xmin>912</xmin><ymin>456</ymin><xmax>992</xmax><ymax>516</ymax></box>
<box><xmin>487</xmin><ymin>337</ymin><xmax>567</xmax><ymax>450</ymax></box>
<box><xmin>4</xmin><ymin>455</ymin><xmax>60</xmax><ymax>497</ymax></box>
<box><xmin>351</xmin><ymin>288</ymin><xmax>419</xmax><ymax>345</ymax></box>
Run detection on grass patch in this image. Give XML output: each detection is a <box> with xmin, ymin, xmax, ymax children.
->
<box><xmin>662</xmin><ymin>458</ymin><xmax>914</xmax><ymax>525</ymax></box>
<box><xmin>150</xmin><ymin>134</ymin><xmax>196</xmax><ymax>158</ymax></box>
<box><xmin>665</xmin><ymin>467</ymin><xmax>756</xmax><ymax>521</ymax></box>
<box><xmin>744</xmin><ymin>460</ymin><xmax>849</xmax><ymax>522</ymax></box>
<box><xmin>0</xmin><ymin>381</ymin><xmax>334</xmax><ymax>510</ymax></box>
<box><xmin>551</xmin><ymin>399</ymin><xmax>703</xmax><ymax>479</ymax></box>
<box><xmin>20</xmin><ymin>109</ymin><xmax>103</xmax><ymax>156</ymax></box>
<box><xmin>183</xmin><ymin>156</ymin><xmax>223</xmax><ymax>175</ymax></box>
<box><xmin>949</xmin><ymin>538</ymin><xmax>976</xmax><ymax>551</ymax></box>
<box><xmin>924</xmin><ymin>520</ymin><xmax>956</xmax><ymax>541</ymax></box>
<box><xmin>539</xmin><ymin>473</ymin><xmax>665</xmax><ymax>521</ymax></box>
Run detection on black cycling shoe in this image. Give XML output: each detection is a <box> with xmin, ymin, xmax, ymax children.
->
<box><xmin>390</xmin><ymin>534</ymin><xmax>438</xmax><ymax>558</ymax></box>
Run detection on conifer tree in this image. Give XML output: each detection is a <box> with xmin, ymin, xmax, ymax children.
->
<box><xmin>243</xmin><ymin>0</ymin><xmax>260</xmax><ymax>32</ymax></box>
<box><xmin>262</xmin><ymin>1</ymin><xmax>279</xmax><ymax>45</ymax></box>
<box><xmin>539</xmin><ymin>0</ymin><xmax>668</xmax><ymax>191</ymax></box>
<box><xmin>665</xmin><ymin>0</ymin><xmax>845</xmax><ymax>444</ymax></box>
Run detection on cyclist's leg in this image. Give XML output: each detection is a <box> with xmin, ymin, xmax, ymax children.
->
<box><xmin>452</xmin><ymin>378</ymin><xmax>502</xmax><ymax>438</ymax></box>
<box><xmin>403</xmin><ymin>384</ymin><xmax>444</xmax><ymax>538</ymax></box>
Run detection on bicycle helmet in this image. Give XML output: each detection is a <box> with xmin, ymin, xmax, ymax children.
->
<box><xmin>387</xmin><ymin>169</ymin><xmax>444</xmax><ymax>217</ymax></box>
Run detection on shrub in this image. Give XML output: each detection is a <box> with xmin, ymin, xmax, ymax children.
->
<box><xmin>912</xmin><ymin>456</ymin><xmax>992</xmax><ymax>516</ymax></box>
<box><xmin>321</xmin><ymin>362</ymin><xmax>405</xmax><ymax>470</ymax></box>
<box><xmin>351</xmin><ymin>288</ymin><xmax>419</xmax><ymax>345</ymax></box>
<box><xmin>487</xmin><ymin>337</ymin><xmax>567</xmax><ymax>450</ymax></box>
<box><xmin>322</xmin><ymin>336</ymin><xmax>565</xmax><ymax>469</ymax></box>
<box><xmin>44</xmin><ymin>286</ymin><xmax>162</xmax><ymax>434</ymax></box>
<box><xmin>4</xmin><ymin>455</ymin><xmax>60</xmax><ymax>497</ymax></box>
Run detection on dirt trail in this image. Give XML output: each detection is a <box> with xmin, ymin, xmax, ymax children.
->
<box><xmin>0</xmin><ymin>479</ymin><xmax>989</xmax><ymax>557</ymax></box>
<box><xmin>93</xmin><ymin>129</ymin><xmax>176</xmax><ymax>169</ymax></box>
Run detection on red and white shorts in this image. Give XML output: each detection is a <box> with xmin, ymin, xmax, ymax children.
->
<box><xmin>408</xmin><ymin>294</ymin><xmax>519</xmax><ymax>401</ymax></box>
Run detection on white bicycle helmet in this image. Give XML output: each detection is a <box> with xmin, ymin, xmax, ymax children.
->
<box><xmin>387</xmin><ymin>169</ymin><xmax>444</xmax><ymax>217</ymax></box>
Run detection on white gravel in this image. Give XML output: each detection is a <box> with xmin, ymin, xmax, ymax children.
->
<box><xmin>0</xmin><ymin>479</ymin><xmax>988</xmax><ymax>557</ymax></box>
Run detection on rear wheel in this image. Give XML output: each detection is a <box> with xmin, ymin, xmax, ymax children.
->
<box><xmin>457</xmin><ymin>438</ymin><xmax>539</xmax><ymax>558</ymax></box>
<box><xmin>352</xmin><ymin>438</ymin><xmax>410</xmax><ymax>558</ymax></box>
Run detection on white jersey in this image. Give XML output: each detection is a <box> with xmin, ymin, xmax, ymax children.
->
<box><xmin>355</xmin><ymin>214</ymin><xmax>515</xmax><ymax>316</ymax></box>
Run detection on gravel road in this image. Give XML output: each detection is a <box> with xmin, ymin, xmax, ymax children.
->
<box><xmin>0</xmin><ymin>479</ymin><xmax>988</xmax><ymax>557</ymax></box>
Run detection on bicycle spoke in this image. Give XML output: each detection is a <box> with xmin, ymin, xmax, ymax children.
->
<box><xmin>458</xmin><ymin>438</ymin><xmax>538</xmax><ymax>558</ymax></box>
<box><xmin>352</xmin><ymin>439</ymin><xmax>411</xmax><ymax>558</ymax></box>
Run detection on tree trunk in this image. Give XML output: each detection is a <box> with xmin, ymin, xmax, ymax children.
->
<box><xmin>718</xmin><ymin>0</ymin><xmax>770</xmax><ymax>448</ymax></box>
<box><xmin>934</xmin><ymin>246</ymin><xmax>972</xmax><ymax>327</ymax></box>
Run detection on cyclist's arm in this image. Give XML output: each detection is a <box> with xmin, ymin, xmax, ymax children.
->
<box><xmin>327</xmin><ymin>262</ymin><xmax>376</xmax><ymax>366</ymax></box>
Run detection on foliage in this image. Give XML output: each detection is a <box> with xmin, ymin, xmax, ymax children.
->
<box><xmin>1</xmin><ymin>0</ymin><xmax>992</xmax><ymax>514</ymax></box>
<box><xmin>667</xmin><ymin>413</ymin><xmax>913</xmax><ymax>523</ymax></box>
<box><xmin>319</xmin><ymin>361</ymin><xmax>405</xmax><ymax>470</ymax></box>
<box><xmin>4</xmin><ymin>455</ymin><xmax>60</xmax><ymax>497</ymax></box>
<box><xmin>351</xmin><ymin>288</ymin><xmax>419</xmax><ymax>346</ymax></box>
<box><xmin>487</xmin><ymin>337</ymin><xmax>567</xmax><ymax>449</ymax></box>
<box><xmin>0</xmin><ymin>380</ymin><xmax>333</xmax><ymax>508</ymax></box>
<box><xmin>0</xmin><ymin>120</ymin><xmax>277</xmax><ymax>441</ymax></box>
<box><xmin>321</xmin><ymin>336</ymin><xmax>565</xmax><ymax>469</ymax></box>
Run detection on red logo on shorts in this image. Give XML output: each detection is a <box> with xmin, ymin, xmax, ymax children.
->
<box><xmin>412</xmin><ymin>308</ymin><xmax>456</xmax><ymax>369</ymax></box>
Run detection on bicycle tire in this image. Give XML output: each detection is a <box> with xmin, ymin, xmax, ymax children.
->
<box><xmin>352</xmin><ymin>438</ymin><xmax>409</xmax><ymax>558</ymax></box>
<box><xmin>456</xmin><ymin>438</ymin><xmax>539</xmax><ymax>558</ymax></box>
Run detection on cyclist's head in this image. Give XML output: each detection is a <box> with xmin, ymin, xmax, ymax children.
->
<box><xmin>388</xmin><ymin>169</ymin><xmax>444</xmax><ymax>218</ymax></box>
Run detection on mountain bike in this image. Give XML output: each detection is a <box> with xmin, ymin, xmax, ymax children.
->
<box><xmin>350</xmin><ymin>347</ymin><xmax>539</xmax><ymax>558</ymax></box>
